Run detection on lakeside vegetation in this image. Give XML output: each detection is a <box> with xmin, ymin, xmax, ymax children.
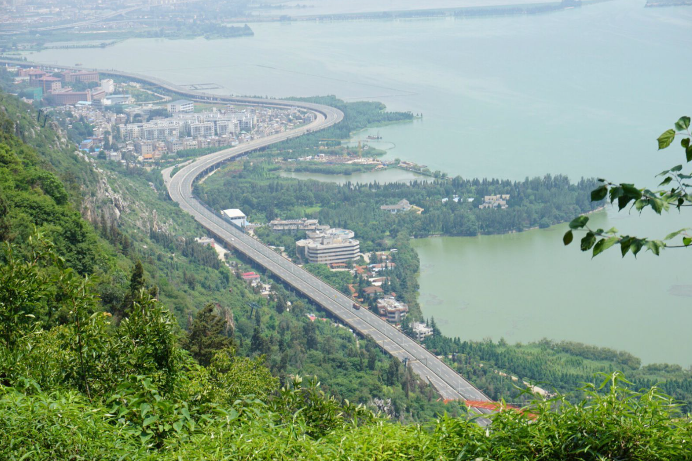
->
<box><xmin>0</xmin><ymin>24</ymin><xmax>253</xmax><ymax>53</ymax></box>
<box><xmin>200</xmin><ymin>161</ymin><xmax>602</xmax><ymax>238</ymax></box>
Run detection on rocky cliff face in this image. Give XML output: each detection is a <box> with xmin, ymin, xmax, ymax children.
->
<box><xmin>80</xmin><ymin>166</ymin><xmax>126</xmax><ymax>224</ymax></box>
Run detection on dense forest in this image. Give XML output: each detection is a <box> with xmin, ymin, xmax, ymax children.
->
<box><xmin>2</xmin><ymin>90</ymin><xmax>692</xmax><ymax>458</ymax></box>
<box><xmin>200</xmin><ymin>161</ymin><xmax>602</xmax><ymax>238</ymax></box>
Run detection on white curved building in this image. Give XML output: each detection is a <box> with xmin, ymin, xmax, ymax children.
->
<box><xmin>296</xmin><ymin>228</ymin><xmax>359</xmax><ymax>264</ymax></box>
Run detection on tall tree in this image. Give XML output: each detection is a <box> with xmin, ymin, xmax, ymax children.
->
<box><xmin>303</xmin><ymin>321</ymin><xmax>318</xmax><ymax>350</ymax></box>
<box><xmin>385</xmin><ymin>358</ymin><xmax>400</xmax><ymax>386</ymax></box>
<box><xmin>183</xmin><ymin>303</ymin><xmax>234</xmax><ymax>367</ymax></box>
<box><xmin>118</xmin><ymin>260</ymin><xmax>144</xmax><ymax>317</ymax></box>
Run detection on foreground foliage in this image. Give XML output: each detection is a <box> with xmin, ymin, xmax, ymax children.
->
<box><xmin>565</xmin><ymin>115</ymin><xmax>691</xmax><ymax>257</ymax></box>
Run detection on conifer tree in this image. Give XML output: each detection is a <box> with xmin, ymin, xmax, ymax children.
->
<box><xmin>118</xmin><ymin>261</ymin><xmax>144</xmax><ymax>318</ymax></box>
<box><xmin>184</xmin><ymin>303</ymin><xmax>234</xmax><ymax>367</ymax></box>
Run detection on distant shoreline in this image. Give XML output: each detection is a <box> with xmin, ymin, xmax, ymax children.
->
<box><xmin>230</xmin><ymin>0</ymin><xmax>592</xmax><ymax>24</ymax></box>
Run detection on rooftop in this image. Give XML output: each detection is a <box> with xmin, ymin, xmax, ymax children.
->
<box><xmin>222</xmin><ymin>209</ymin><xmax>246</xmax><ymax>219</ymax></box>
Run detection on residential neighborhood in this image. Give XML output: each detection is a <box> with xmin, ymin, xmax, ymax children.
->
<box><xmin>3</xmin><ymin>64</ymin><xmax>315</xmax><ymax>166</ymax></box>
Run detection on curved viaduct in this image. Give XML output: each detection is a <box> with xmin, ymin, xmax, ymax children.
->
<box><xmin>4</xmin><ymin>59</ymin><xmax>491</xmax><ymax>405</ymax></box>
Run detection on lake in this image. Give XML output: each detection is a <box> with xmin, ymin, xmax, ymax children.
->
<box><xmin>27</xmin><ymin>0</ymin><xmax>692</xmax><ymax>365</ymax></box>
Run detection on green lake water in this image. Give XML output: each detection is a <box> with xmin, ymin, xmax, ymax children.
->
<box><xmin>28</xmin><ymin>0</ymin><xmax>692</xmax><ymax>364</ymax></box>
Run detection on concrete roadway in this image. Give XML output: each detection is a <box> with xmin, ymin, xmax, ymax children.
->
<box><xmin>165</xmin><ymin>98</ymin><xmax>491</xmax><ymax>406</ymax></box>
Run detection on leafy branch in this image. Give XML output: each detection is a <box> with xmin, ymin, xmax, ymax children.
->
<box><xmin>564</xmin><ymin>116</ymin><xmax>691</xmax><ymax>257</ymax></box>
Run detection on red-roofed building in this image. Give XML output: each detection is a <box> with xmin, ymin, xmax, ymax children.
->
<box><xmin>363</xmin><ymin>286</ymin><xmax>383</xmax><ymax>296</ymax></box>
<box><xmin>37</xmin><ymin>76</ymin><xmax>62</xmax><ymax>93</ymax></box>
<box><xmin>241</xmin><ymin>272</ymin><xmax>260</xmax><ymax>281</ymax></box>
<box><xmin>20</xmin><ymin>68</ymin><xmax>47</xmax><ymax>83</ymax></box>
<box><xmin>61</xmin><ymin>70</ymin><xmax>100</xmax><ymax>83</ymax></box>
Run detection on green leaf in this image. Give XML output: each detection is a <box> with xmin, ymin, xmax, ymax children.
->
<box><xmin>563</xmin><ymin>230</ymin><xmax>573</xmax><ymax>246</ymax></box>
<box><xmin>621</xmin><ymin>184</ymin><xmax>642</xmax><ymax>198</ymax></box>
<box><xmin>683</xmin><ymin>138</ymin><xmax>690</xmax><ymax>148</ymax></box>
<box><xmin>592</xmin><ymin>237</ymin><xmax>617</xmax><ymax>257</ymax></box>
<box><xmin>181</xmin><ymin>407</ymin><xmax>191</xmax><ymax>420</ymax></box>
<box><xmin>142</xmin><ymin>415</ymin><xmax>159</xmax><ymax>427</ymax></box>
<box><xmin>658</xmin><ymin>177</ymin><xmax>673</xmax><ymax>187</ymax></box>
<box><xmin>657</xmin><ymin>129</ymin><xmax>676</xmax><ymax>150</ymax></box>
<box><xmin>609</xmin><ymin>186</ymin><xmax>624</xmax><ymax>203</ymax></box>
<box><xmin>620</xmin><ymin>237</ymin><xmax>632</xmax><ymax>257</ymax></box>
<box><xmin>618</xmin><ymin>195</ymin><xmax>633</xmax><ymax>211</ymax></box>
<box><xmin>631</xmin><ymin>240</ymin><xmax>643</xmax><ymax>257</ymax></box>
<box><xmin>634</xmin><ymin>199</ymin><xmax>646</xmax><ymax>212</ymax></box>
<box><xmin>569</xmin><ymin>216</ymin><xmax>589</xmax><ymax>229</ymax></box>
<box><xmin>670</xmin><ymin>164</ymin><xmax>683</xmax><ymax>172</ymax></box>
<box><xmin>173</xmin><ymin>420</ymin><xmax>184</xmax><ymax>433</ymax></box>
<box><xmin>683</xmin><ymin>237</ymin><xmax>691</xmax><ymax>246</ymax></box>
<box><xmin>674</xmin><ymin>116</ymin><xmax>690</xmax><ymax>132</ymax></box>
<box><xmin>591</xmin><ymin>185</ymin><xmax>608</xmax><ymax>202</ymax></box>
<box><xmin>580</xmin><ymin>232</ymin><xmax>596</xmax><ymax>251</ymax></box>
<box><xmin>664</xmin><ymin>229</ymin><xmax>688</xmax><ymax>240</ymax></box>
<box><xmin>616</xmin><ymin>184</ymin><xmax>642</xmax><ymax>211</ymax></box>
<box><xmin>687</xmin><ymin>145</ymin><xmax>692</xmax><ymax>163</ymax></box>
<box><xmin>140</xmin><ymin>403</ymin><xmax>151</xmax><ymax>418</ymax></box>
<box><xmin>649</xmin><ymin>197</ymin><xmax>665</xmax><ymax>214</ymax></box>
<box><xmin>646</xmin><ymin>240</ymin><xmax>665</xmax><ymax>256</ymax></box>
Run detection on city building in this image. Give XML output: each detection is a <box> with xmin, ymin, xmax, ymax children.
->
<box><xmin>380</xmin><ymin>199</ymin><xmax>412</xmax><ymax>214</ymax></box>
<box><xmin>49</xmin><ymin>89</ymin><xmax>91</xmax><ymax>105</ymax></box>
<box><xmin>216</xmin><ymin>119</ymin><xmax>239</xmax><ymax>136</ymax></box>
<box><xmin>241</xmin><ymin>272</ymin><xmax>261</xmax><ymax>283</ymax></box>
<box><xmin>412</xmin><ymin>322</ymin><xmax>434</xmax><ymax>341</ymax></box>
<box><xmin>165</xmin><ymin>138</ymin><xmax>183</xmax><ymax>154</ymax></box>
<box><xmin>90</xmin><ymin>88</ymin><xmax>106</xmax><ymax>102</ymax></box>
<box><xmin>269</xmin><ymin>218</ymin><xmax>327</xmax><ymax>233</ymax></box>
<box><xmin>239</xmin><ymin>117</ymin><xmax>253</xmax><ymax>131</ymax></box>
<box><xmin>376</xmin><ymin>297</ymin><xmax>409</xmax><ymax>323</ymax></box>
<box><xmin>479</xmin><ymin>194</ymin><xmax>510</xmax><ymax>209</ymax></box>
<box><xmin>61</xmin><ymin>71</ymin><xmax>99</xmax><ymax>83</ymax></box>
<box><xmin>190</xmin><ymin>121</ymin><xmax>214</xmax><ymax>138</ymax></box>
<box><xmin>105</xmin><ymin>94</ymin><xmax>133</xmax><ymax>105</ymax></box>
<box><xmin>363</xmin><ymin>286</ymin><xmax>384</xmax><ymax>296</ymax></box>
<box><xmin>296</xmin><ymin>228</ymin><xmax>359</xmax><ymax>264</ymax></box>
<box><xmin>221</xmin><ymin>209</ymin><xmax>247</xmax><ymax>228</ymax></box>
<box><xmin>143</xmin><ymin>120</ymin><xmax>181</xmax><ymax>141</ymax></box>
<box><xmin>36</xmin><ymin>76</ymin><xmax>61</xmax><ymax>93</ymax></box>
<box><xmin>19</xmin><ymin>68</ymin><xmax>46</xmax><ymax>81</ymax></box>
<box><xmin>168</xmin><ymin>99</ymin><xmax>195</xmax><ymax>113</ymax></box>
<box><xmin>134</xmin><ymin>140</ymin><xmax>154</xmax><ymax>156</ymax></box>
<box><xmin>100</xmin><ymin>79</ymin><xmax>115</xmax><ymax>93</ymax></box>
<box><xmin>182</xmin><ymin>137</ymin><xmax>198</xmax><ymax>150</ymax></box>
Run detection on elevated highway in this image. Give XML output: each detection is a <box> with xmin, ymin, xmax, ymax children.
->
<box><xmin>164</xmin><ymin>97</ymin><xmax>490</xmax><ymax>405</ymax></box>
